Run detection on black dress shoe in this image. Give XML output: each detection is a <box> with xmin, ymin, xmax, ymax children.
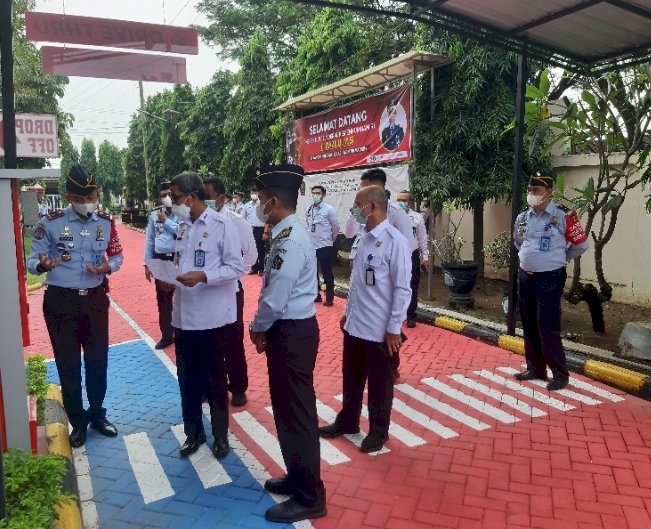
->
<box><xmin>69</xmin><ymin>426</ymin><xmax>87</xmax><ymax>448</ymax></box>
<box><xmin>360</xmin><ymin>433</ymin><xmax>388</xmax><ymax>453</ymax></box>
<box><xmin>407</xmin><ymin>318</ymin><xmax>416</xmax><ymax>328</ymax></box>
<box><xmin>314</xmin><ymin>294</ymin><xmax>323</xmax><ymax>303</ymax></box>
<box><xmin>318</xmin><ymin>422</ymin><xmax>359</xmax><ymax>438</ymax></box>
<box><xmin>231</xmin><ymin>392</ymin><xmax>247</xmax><ymax>407</ymax></box>
<box><xmin>265</xmin><ymin>498</ymin><xmax>327</xmax><ymax>523</ymax></box>
<box><xmin>264</xmin><ymin>476</ymin><xmax>293</xmax><ymax>495</ymax></box>
<box><xmin>179</xmin><ymin>431</ymin><xmax>206</xmax><ymax>457</ymax></box>
<box><xmin>155</xmin><ymin>338</ymin><xmax>174</xmax><ymax>349</ymax></box>
<box><xmin>211</xmin><ymin>438</ymin><xmax>230</xmax><ymax>459</ymax></box>
<box><xmin>90</xmin><ymin>418</ymin><xmax>118</xmax><ymax>437</ymax></box>
<box><xmin>513</xmin><ymin>369</ymin><xmax>548</xmax><ymax>381</ymax></box>
<box><xmin>547</xmin><ymin>378</ymin><xmax>569</xmax><ymax>391</ymax></box>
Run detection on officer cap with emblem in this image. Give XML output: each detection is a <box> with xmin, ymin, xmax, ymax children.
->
<box><xmin>66</xmin><ymin>163</ymin><xmax>97</xmax><ymax>196</ymax></box>
<box><xmin>233</xmin><ymin>190</ymin><xmax>244</xmax><ymax>197</ymax></box>
<box><xmin>254</xmin><ymin>163</ymin><xmax>304</xmax><ymax>192</ymax></box>
<box><xmin>159</xmin><ymin>181</ymin><xmax>171</xmax><ymax>192</ymax></box>
<box><xmin>529</xmin><ymin>170</ymin><xmax>555</xmax><ymax>188</ymax></box>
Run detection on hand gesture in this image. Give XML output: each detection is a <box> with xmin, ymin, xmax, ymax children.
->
<box><xmin>38</xmin><ymin>252</ymin><xmax>60</xmax><ymax>271</ymax></box>
<box><xmin>176</xmin><ymin>271</ymin><xmax>206</xmax><ymax>287</ymax></box>
<box><xmin>86</xmin><ymin>256</ymin><xmax>111</xmax><ymax>275</ymax></box>
<box><xmin>384</xmin><ymin>332</ymin><xmax>402</xmax><ymax>357</ymax></box>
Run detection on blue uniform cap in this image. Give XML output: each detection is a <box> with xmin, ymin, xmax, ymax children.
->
<box><xmin>66</xmin><ymin>163</ymin><xmax>97</xmax><ymax>196</ymax></box>
<box><xmin>529</xmin><ymin>171</ymin><xmax>555</xmax><ymax>188</ymax></box>
<box><xmin>254</xmin><ymin>164</ymin><xmax>304</xmax><ymax>191</ymax></box>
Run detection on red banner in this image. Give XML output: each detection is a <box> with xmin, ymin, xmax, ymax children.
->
<box><xmin>286</xmin><ymin>86</ymin><xmax>412</xmax><ymax>173</ymax></box>
<box><xmin>42</xmin><ymin>46</ymin><xmax>187</xmax><ymax>84</ymax></box>
<box><xmin>26</xmin><ymin>12</ymin><xmax>198</xmax><ymax>54</ymax></box>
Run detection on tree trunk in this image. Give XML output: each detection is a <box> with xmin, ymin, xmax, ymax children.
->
<box><xmin>472</xmin><ymin>198</ymin><xmax>484</xmax><ymax>278</ymax></box>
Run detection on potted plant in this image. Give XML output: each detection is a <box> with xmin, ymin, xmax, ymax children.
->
<box><xmin>431</xmin><ymin>203</ymin><xmax>478</xmax><ymax>309</ymax></box>
<box><xmin>483</xmin><ymin>230</ymin><xmax>512</xmax><ymax>315</ymax></box>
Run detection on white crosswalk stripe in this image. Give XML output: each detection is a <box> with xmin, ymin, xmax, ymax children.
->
<box><xmin>395</xmin><ymin>383</ymin><xmax>491</xmax><ymax>431</ymax></box>
<box><xmin>421</xmin><ymin>377</ymin><xmax>521</xmax><ymax>423</ymax></box>
<box><xmin>232</xmin><ymin>411</ymin><xmax>286</xmax><ymax>470</ymax></box>
<box><xmin>333</xmin><ymin>395</ymin><xmax>427</xmax><ymax>447</ymax></box>
<box><xmin>497</xmin><ymin>367</ymin><xmax>602</xmax><ymax>405</ymax></box>
<box><xmin>171</xmin><ymin>424</ymin><xmax>232</xmax><ymax>488</ymax></box>
<box><xmin>474</xmin><ymin>370</ymin><xmax>575</xmax><ymax>411</ymax></box>
<box><xmin>124</xmin><ymin>432</ymin><xmax>174</xmax><ymax>504</ymax></box>
<box><xmin>264</xmin><ymin>406</ymin><xmax>351</xmax><ymax>465</ymax></box>
<box><xmin>315</xmin><ymin>399</ymin><xmax>390</xmax><ymax>455</ymax></box>
<box><xmin>447</xmin><ymin>374</ymin><xmax>547</xmax><ymax>418</ymax></box>
<box><xmin>391</xmin><ymin>397</ymin><xmax>458</xmax><ymax>439</ymax></box>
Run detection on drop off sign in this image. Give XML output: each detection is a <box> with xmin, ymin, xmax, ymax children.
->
<box><xmin>0</xmin><ymin>113</ymin><xmax>59</xmax><ymax>158</ymax></box>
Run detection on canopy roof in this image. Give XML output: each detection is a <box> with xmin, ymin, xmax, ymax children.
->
<box><xmin>291</xmin><ymin>0</ymin><xmax>651</xmax><ymax>74</ymax></box>
<box><xmin>275</xmin><ymin>50</ymin><xmax>453</xmax><ymax>112</ymax></box>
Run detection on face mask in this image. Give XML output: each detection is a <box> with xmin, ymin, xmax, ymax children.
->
<box><xmin>161</xmin><ymin>195</ymin><xmax>173</xmax><ymax>208</ymax></box>
<box><xmin>256</xmin><ymin>198</ymin><xmax>273</xmax><ymax>223</ymax></box>
<box><xmin>205</xmin><ymin>199</ymin><xmax>217</xmax><ymax>211</ymax></box>
<box><xmin>351</xmin><ymin>204</ymin><xmax>370</xmax><ymax>225</ymax></box>
<box><xmin>172</xmin><ymin>201</ymin><xmax>192</xmax><ymax>222</ymax></box>
<box><xmin>397</xmin><ymin>200</ymin><xmax>408</xmax><ymax>211</ymax></box>
<box><xmin>527</xmin><ymin>192</ymin><xmax>547</xmax><ymax>207</ymax></box>
<box><xmin>312</xmin><ymin>194</ymin><xmax>322</xmax><ymax>204</ymax></box>
<box><xmin>250</xmin><ymin>194</ymin><xmax>258</xmax><ymax>202</ymax></box>
<box><xmin>72</xmin><ymin>201</ymin><xmax>98</xmax><ymax>217</ymax></box>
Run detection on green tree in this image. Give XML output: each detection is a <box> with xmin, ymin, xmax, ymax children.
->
<box><xmin>181</xmin><ymin>71</ymin><xmax>235</xmax><ymax>174</ymax></box>
<box><xmin>220</xmin><ymin>32</ymin><xmax>276</xmax><ymax>190</ymax></box>
<box><xmin>123</xmin><ymin>116</ymin><xmax>147</xmax><ymax>209</ymax></box>
<box><xmin>79</xmin><ymin>138</ymin><xmax>98</xmax><ymax>178</ymax></box>
<box><xmin>58</xmin><ymin>138</ymin><xmax>79</xmax><ymax>198</ymax></box>
<box><xmin>96</xmin><ymin>140</ymin><xmax>124</xmax><ymax>210</ymax></box>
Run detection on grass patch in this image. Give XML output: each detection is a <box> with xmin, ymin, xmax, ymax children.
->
<box><xmin>22</xmin><ymin>233</ymin><xmax>42</xmax><ymax>287</ymax></box>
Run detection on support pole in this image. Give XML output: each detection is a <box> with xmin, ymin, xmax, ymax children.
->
<box><xmin>139</xmin><ymin>80</ymin><xmax>150</xmax><ymax>206</ymax></box>
<box><xmin>427</xmin><ymin>66</ymin><xmax>436</xmax><ymax>300</ymax></box>
<box><xmin>506</xmin><ymin>46</ymin><xmax>528</xmax><ymax>335</ymax></box>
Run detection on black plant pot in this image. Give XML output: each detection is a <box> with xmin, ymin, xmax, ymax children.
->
<box><xmin>441</xmin><ymin>262</ymin><xmax>478</xmax><ymax>310</ymax></box>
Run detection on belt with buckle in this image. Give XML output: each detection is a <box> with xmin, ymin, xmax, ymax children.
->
<box><xmin>46</xmin><ymin>285</ymin><xmax>103</xmax><ymax>296</ymax></box>
<box><xmin>153</xmin><ymin>252</ymin><xmax>175</xmax><ymax>261</ymax></box>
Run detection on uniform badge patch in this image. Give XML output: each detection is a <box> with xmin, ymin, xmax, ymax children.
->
<box><xmin>272</xmin><ymin>254</ymin><xmax>284</xmax><ymax>270</ymax></box>
<box><xmin>276</xmin><ymin>227</ymin><xmax>292</xmax><ymax>239</ymax></box>
<box><xmin>34</xmin><ymin>223</ymin><xmax>46</xmax><ymax>240</ymax></box>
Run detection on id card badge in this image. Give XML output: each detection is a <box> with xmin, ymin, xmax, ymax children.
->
<box><xmin>539</xmin><ymin>236</ymin><xmax>550</xmax><ymax>251</ymax></box>
<box><xmin>311</xmin><ymin>224</ymin><xmax>316</xmax><ymax>232</ymax></box>
<box><xmin>194</xmin><ymin>249</ymin><xmax>206</xmax><ymax>267</ymax></box>
<box><xmin>365</xmin><ymin>268</ymin><xmax>375</xmax><ymax>286</ymax></box>
<box><xmin>93</xmin><ymin>253</ymin><xmax>102</xmax><ymax>267</ymax></box>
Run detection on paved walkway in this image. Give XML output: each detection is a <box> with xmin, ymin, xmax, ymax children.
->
<box><xmin>25</xmin><ymin>223</ymin><xmax>651</xmax><ymax>529</ymax></box>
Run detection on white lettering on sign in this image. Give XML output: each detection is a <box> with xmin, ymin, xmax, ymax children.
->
<box><xmin>0</xmin><ymin>113</ymin><xmax>59</xmax><ymax>158</ymax></box>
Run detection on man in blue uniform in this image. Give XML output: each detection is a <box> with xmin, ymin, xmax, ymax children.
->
<box><xmin>513</xmin><ymin>171</ymin><xmax>589</xmax><ymax>391</ymax></box>
<box><xmin>306</xmin><ymin>185</ymin><xmax>339</xmax><ymax>306</ymax></box>
<box><xmin>243</xmin><ymin>186</ymin><xmax>266</xmax><ymax>274</ymax></box>
<box><xmin>249</xmin><ymin>164</ymin><xmax>326</xmax><ymax>524</ymax></box>
<box><xmin>319</xmin><ymin>185</ymin><xmax>411</xmax><ymax>453</ymax></box>
<box><xmin>28</xmin><ymin>163</ymin><xmax>124</xmax><ymax>448</ymax></box>
<box><xmin>144</xmin><ymin>182</ymin><xmax>179</xmax><ymax>349</ymax></box>
<box><xmin>380</xmin><ymin>103</ymin><xmax>405</xmax><ymax>151</ymax></box>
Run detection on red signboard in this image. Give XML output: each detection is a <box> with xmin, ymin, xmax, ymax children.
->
<box><xmin>286</xmin><ymin>86</ymin><xmax>412</xmax><ymax>173</ymax></box>
<box><xmin>26</xmin><ymin>12</ymin><xmax>198</xmax><ymax>54</ymax></box>
<box><xmin>42</xmin><ymin>46</ymin><xmax>187</xmax><ymax>84</ymax></box>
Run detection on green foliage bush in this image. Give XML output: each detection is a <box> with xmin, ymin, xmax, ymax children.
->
<box><xmin>26</xmin><ymin>356</ymin><xmax>48</xmax><ymax>425</ymax></box>
<box><xmin>0</xmin><ymin>449</ymin><xmax>74</xmax><ymax>529</ymax></box>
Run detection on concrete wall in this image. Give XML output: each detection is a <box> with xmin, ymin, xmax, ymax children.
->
<box><xmin>429</xmin><ymin>153</ymin><xmax>651</xmax><ymax>305</ymax></box>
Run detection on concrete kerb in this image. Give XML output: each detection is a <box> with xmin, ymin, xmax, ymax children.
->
<box><xmin>45</xmin><ymin>384</ymin><xmax>82</xmax><ymax>529</ymax></box>
<box><xmin>333</xmin><ymin>283</ymin><xmax>651</xmax><ymax>400</ymax></box>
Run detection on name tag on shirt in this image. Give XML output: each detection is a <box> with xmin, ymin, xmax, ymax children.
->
<box><xmin>194</xmin><ymin>249</ymin><xmax>205</xmax><ymax>267</ymax></box>
<box><xmin>366</xmin><ymin>268</ymin><xmax>375</xmax><ymax>286</ymax></box>
<box><xmin>311</xmin><ymin>224</ymin><xmax>316</xmax><ymax>232</ymax></box>
<box><xmin>540</xmin><ymin>236</ymin><xmax>550</xmax><ymax>251</ymax></box>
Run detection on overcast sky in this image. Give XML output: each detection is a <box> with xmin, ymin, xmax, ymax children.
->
<box><xmin>34</xmin><ymin>0</ymin><xmax>233</xmax><ymax>163</ymax></box>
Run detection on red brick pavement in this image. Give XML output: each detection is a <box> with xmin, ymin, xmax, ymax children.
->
<box><xmin>25</xmin><ymin>222</ymin><xmax>651</xmax><ymax>529</ymax></box>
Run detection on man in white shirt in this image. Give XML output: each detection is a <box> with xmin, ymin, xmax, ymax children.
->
<box><xmin>396</xmin><ymin>190</ymin><xmax>429</xmax><ymax>328</ymax></box>
<box><xmin>242</xmin><ymin>186</ymin><xmax>266</xmax><ymax>274</ymax></box>
<box><xmin>204</xmin><ymin>178</ymin><xmax>257</xmax><ymax>407</ymax></box>
<box><xmin>306</xmin><ymin>185</ymin><xmax>340</xmax><ymax>306</ymax></box>
<box><xmin>319</xmin><ymin>185</ymin><xmax>411</xmax><ymax>453</ymax></box>
<box><xmin>169</xmin><ymin>172</ymin><xmax>243</xmax><ymax>460</ymax></box>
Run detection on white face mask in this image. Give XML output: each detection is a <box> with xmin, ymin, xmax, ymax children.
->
<box><xmin>161</xmin><ymin>195</ymin><xmax>173</xmax><ymax>208</ymax></box>
<box><xmin>250</xmin><ymin>193</ymin><xmax>258</xmax><ymax>202</ymax></box>
<box><xmin>205</xmin><ymin>199</ymin><xmax>217</xmax><ymax>211</ymax></box>
<box><xmin>526</xmin><ymin>192</ymin><xmax>547</xmax><ymax>207</ymax></box>
<box><xmin>72</xmin><ymin>201</ymin><xmax>98</xmax><ymax>217</ymax></box>
<box><xmin>172</xmin><ymin>201</ymin><xmax>192</xmax><ymax>222</ymax></box>
<box><xmin>256</xmin><ymin>198</ymin><xmax>272</xmax><ymax>223</ymax></box>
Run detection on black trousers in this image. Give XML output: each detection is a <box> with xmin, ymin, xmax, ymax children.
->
<box><xmin>175</xmin><ymin>326</ymin><xmax>229</xmax><ymax>440</ymax></box>
<box><xmin>266</xmin><ymin>317</ymin><xmax>324</xmax><ymax>508</ymax></box>
<box><xmin>155</xmin><ymin>279</ymin><xmax>174</xmax><ymax>341</ymax></box>
<box><xmin>252</xmin><ymin>226</ymin><xmax>265</xmax><ymax>273</ymax></box>
<box><xmin>315</xmin><ymin>246</ymin><xmax>334</xmax><ymax>301</ymax></box>
<box><xmin>407</xmin><ymin>249</ymin><xmax>421</xmax><ymax>320</ymax></box>
<box><xmin>43</xmin><ymin>286</ymin><xmax>110</xmax><ymax>429</ymax></box>
<box><xmin>225</xmin><ymin>281</ymin><xmax>248</xmax><ymax>395</ymax></box>
<box><xmin>337</xmin><ymin>331</ymin><xmax>393</xmax><ymax>438</ymax></box>
<box><xmin>518</xmin><ymin>267</ymin><xmax>569</xmax><ymax>381</ymax></box>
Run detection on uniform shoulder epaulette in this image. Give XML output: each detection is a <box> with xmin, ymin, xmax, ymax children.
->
<box><xmin>276</xmin><ymin>226</ymin><xmax>293</xmax><ymax>239</ymax></box>
<box><xmin>556</xmin><ymin>203</ymin><xmax>570</xmax><ymax>213</ymax></box>
<box><xmin>47</xmin><ymin>209</ymin><xmax>65</xmax><ymax>220</ymax></box>
<box><xmin>97</xmin><ymin>211</ymin><xmax>113</xmax><ymax>221</ymax></box>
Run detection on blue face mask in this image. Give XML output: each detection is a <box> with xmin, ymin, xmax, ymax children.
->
<box><xmin>351</xmin><ymin>203</ymin><xmax>370</xmax><ymax>225</ymax></box>
<box><xmin>312</xmin><ymin>194</ymin><xmax>323</xmax><ymax>204</ymax></box>
<box><xmin>397</xmin><ymin>200</ymin><xmax>409</xmax><ymax>211</ymax></box>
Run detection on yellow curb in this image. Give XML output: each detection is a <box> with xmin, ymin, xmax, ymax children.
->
<box><xmin>497</xmin><ymin>335</ymin><xmax>525</xmax><ymax>356</ymax></box>
<box><xmin>434</xmin><ymin>316</ymin><xmax>466</xmax><ymax>333</ymax></box>
<box><xmin>54</xmin><ymin>500</ymin><xmax>82</xmax><ymax>529</ymax></box>
<box><xmin>47</xmin><ymin>384</ymin><xmax>63</xmax><ymax>402</ymax></box>
<box><xmin>27</xmin><ymin>282</ymin><xmax>43</xmax><ymax>292</ymax></box>
<box><xmin>584</xmin><ymin>360</ymin><xmax>648</xmax><ymax>393</ymax></box>
<box><xmin>47</xmin><ymin>422</ymin><xmax>72</xmax><ymax>460</ymax></box>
